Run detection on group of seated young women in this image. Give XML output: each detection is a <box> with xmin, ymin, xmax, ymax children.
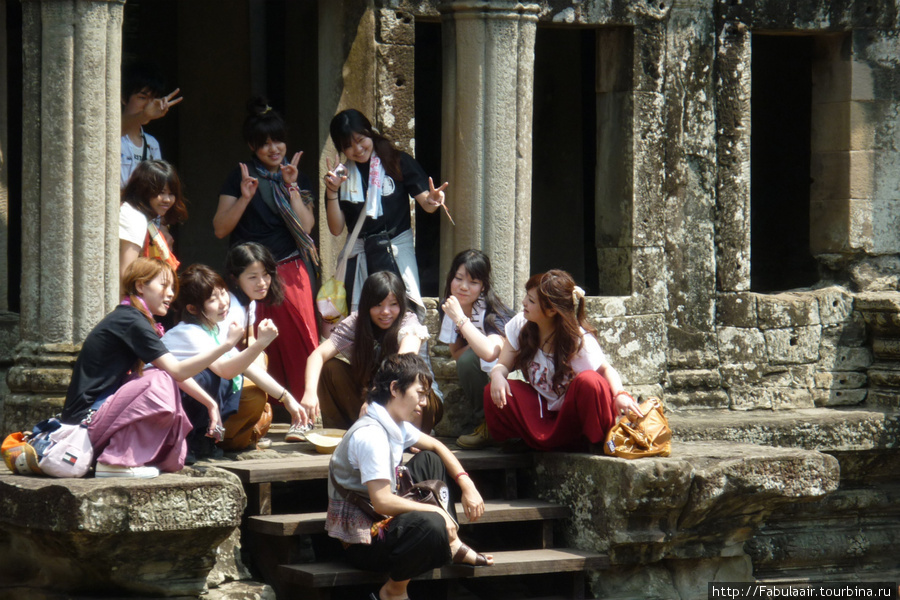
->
<box><xmin>61</xmin><ymin>95</ymin><xmax>643</xmax><ymax>487</ymax></box>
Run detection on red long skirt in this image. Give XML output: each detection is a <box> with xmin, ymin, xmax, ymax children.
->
<box><xmin>483</xmin><ymin>370</ymin><xmax>617</xmax><ymax>451</ymax></box>
<box><xmin>256</xmin><ymin>257</ymin><xmax>319</xmax><ymax>399</ymax></box>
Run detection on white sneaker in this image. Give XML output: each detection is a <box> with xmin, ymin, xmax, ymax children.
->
<box><xmin>284</xmin><ymin>424</ymin><xmax>309</xmax><ymax>443</ymax></box>
<box><xmin>95</xmin><ymin>463</ymin><xmax>160</xmax><ymax>479</ymax></box>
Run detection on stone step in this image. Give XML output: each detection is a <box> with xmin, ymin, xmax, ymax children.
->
<box><xmin>219</xmin><ymin>448</ymin><xmax>534</xmax><ymax>515</ymax></box>
<box><xmin>219</xmin><ymin>448</ymin><xmax>533</xmax><ymax>486</ymax></box>
<box><xmin>247</xmin><ymin>498</ymin><xmax>571</xmax><ymax>537</ymax></box>
<box><xmin>279</xmin><ymin>548</ymin><xmax>609</xmax><ymax>588</ymax></box>
<box><xmin>668</xmin><ymin>406</ymin><xmax>900</xmax><ymax>451</ymax></box>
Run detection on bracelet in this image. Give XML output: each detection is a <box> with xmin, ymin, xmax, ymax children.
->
<box><xmin>615</xmin><ymin>390</ymin><xmax>633</xmax><ymax>400</ymax></box>
<box><xmin>326</xmin><ymin>195</ymin><xmax>339</xmax><ymax>201</ymax></box>
<box><xmin>456</xmin><ymin>316</ymin><xmax>469</xmax><ymax>330</ymax></box>
<box><xmin>279</xmin><ymin>389</ymin><xmax>287</xmax><ymax>401</ymax></box>
<box><xmin>288</xmin><ymin>182</ymin><xmax>299</xmax><ymax>192</ymax></box>
<box><xmin>454</xmin><ymin>471</ymin><xmax>469</xmax><ymax>482</ymax></box>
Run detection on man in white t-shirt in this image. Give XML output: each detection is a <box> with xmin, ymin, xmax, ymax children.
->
<box><xmin>120</xmin><ymin>61</ymin><xmax>183</xmax><ymax>188</ymax></box>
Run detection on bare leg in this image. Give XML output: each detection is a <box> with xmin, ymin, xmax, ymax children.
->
<box><xmin>379</xmin><ymin>578</ymin><xmax>410</xmax><ymax>600</ymax></box>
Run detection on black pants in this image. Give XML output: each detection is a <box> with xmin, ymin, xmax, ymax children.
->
<box><xmin>343</xmin><ymin>451</ymin><xmax>453</xmax><ymax>581</ymax></box>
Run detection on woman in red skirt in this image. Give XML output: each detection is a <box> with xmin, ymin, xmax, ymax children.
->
<box><xmin>484</xmin><ymin>270</ymin><xmax>644</xmax><ymax>452</ymax></box>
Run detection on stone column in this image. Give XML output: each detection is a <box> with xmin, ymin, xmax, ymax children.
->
<box><xmin>5</xmin><ymin>0</ymin><xmax>123</xmax><ymax>432</ymax></box>
<box><xmin>438</xmin><ymin>1</ymin><xmax>538</xmax><ymax>305</ymax></box>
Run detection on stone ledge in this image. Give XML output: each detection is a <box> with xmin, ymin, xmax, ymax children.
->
<box><xmin>527</xmin><ymin>441</ymin><xmax>840</xmax><ymax>599</ymax></box>
<box><xmin>668</xmin><ymin>407</ymin><xmax>900</xmax><ymax>451</ymax></box>
<box><xmin>0</xmin><ymin>466</ymin><xmax>246</xmax><ymax>597</ymax></box>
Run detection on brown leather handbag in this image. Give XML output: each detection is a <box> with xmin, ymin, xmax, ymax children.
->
<box><xmin>603</xmin><ymin>397</ymin><xmax>672</xmax><ymax>459</ymax></box>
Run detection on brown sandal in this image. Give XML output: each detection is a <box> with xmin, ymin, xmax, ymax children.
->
<box><xmin>452</xmin><ymin>542</ymin><xmax>490</xmax><ymax>566</ymax></box>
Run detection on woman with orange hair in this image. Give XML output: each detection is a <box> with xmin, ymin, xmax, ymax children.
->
<box><xmin>60</xmin><ymin>258</ymin><xmax>241</xmax><ymax>478</ymax></box>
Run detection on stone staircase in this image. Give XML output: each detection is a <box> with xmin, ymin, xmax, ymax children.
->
<box><xmin>217</xmin><ymin>435</ymin><xmax>608</xmax><ymax>600</ymax></box>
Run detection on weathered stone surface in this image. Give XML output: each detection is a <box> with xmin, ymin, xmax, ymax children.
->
<box><xmin>432</xmin><ymin>383</ymin><xmax>468</xmax><ymax>438</ymax></box>
<box><xmin>717</xmin><ymin>327</ymin><xmax>767</xmax><ymax>363</ymax></box>
<box><xmin>818</xmin><ymin>343</ymin><xmax>873</xmax><ymax>371</ymax></box>
<box><xmin>594</xmin><ymin>314</ymin><xmax>667</xmax><ymax>384</ymax></box>
<box><xmin>813</xmin><ymin>287</ymin><xmax>856</xmax><ymax>325</ymax></box>
<box><xmin>667</xmin><ymin>368</ymin><xmax>721</xmax><ymax>390</ymax></box>
<box><xmin>528</xmin><ymin>442</ymin><xmax>838</xmax><ymax>586</ymax></box>
<box><xmin>814</xmin><ymin>371</ymin><xmax>867</xmax><ymax>389</ymax></box>
<box><xmin>757</xmin><ymin>293</ymin><xmax>821</xmax><ymax>329</ymax></box>
<box><xmin>763</xmin><ymin>326</ymin><xmax>821</xmax><ymax>365</ymax></box>
<box><xmin>206</xmin><ymin>524</ymin><xmax>251</xmax><ymax>589</ymax></box>
<box><xmin>729</xmin><ymin>387</ymin><xmax>817</xmax><ymax>411</ymax></box>
<box><xmin>665</xmin><ymin>389</ymin><xmax>730</xmax><ymax>411</ymax></box>
<box><xmin>717</xmin><ymin>293</ymin><xmax>757</xmax><ymax>327</ymax></box>
<box><xmin>0</xmin><ymin>467</ymin><xmax>245</xmax><ymax>597</ymax></box>
<box><xmin>207</xmin><ymin>580</ymin><xmax>276</xmax><ymax>600</ymax></box>
<box><xmin>821</xmin><ymin>318</ymin><xmax>867</xmax><ymax>349</ymax></box>
<box><xmin>748</xmin><ymin>449</ymin><xmax>900</xmax><ymax>582</ymax></box>
<box><xmin>377</xmin><ymin>8</ymin><xmax>414</xmax><ymax>45</ymax></box>
<box><xmin>813</xmin><ymin>388</ymin><xmax>867</xmax><ymax>407</ymax></box>
<box><xmin>670</xmin><ymin>408</ymin><xmax>900</xmax><ymax>451</ymax></box>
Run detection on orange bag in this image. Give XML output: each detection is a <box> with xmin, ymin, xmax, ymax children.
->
<box><xmin>1</xmin><ymin>432</ymin><xmax>42</xmax><ymax>475</ymax></box>
<box><xmin>142</xmin><ymin>221</ymin><xmax>180</xmax><ymax>271</ymax></box>
<box><xmin>603</xmin><ymin>397</ymin><xmax>672</xmax><ymax>459</ymax></box>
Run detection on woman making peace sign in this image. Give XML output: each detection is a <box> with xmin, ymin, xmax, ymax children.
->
<box><xmin>214</xmin><ymin>98</ymin><xmax>319</xmax><ymax>404</ymax></box>
<box><xmin>323</xmin><ymin>109</ymin><xmax>449</xmax><ymax>315</ymax></box>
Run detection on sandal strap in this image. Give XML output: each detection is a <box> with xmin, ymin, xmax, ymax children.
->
<box><xmin>452</xmin><ymin>543</ymin><xmax>471</xmax><ymax>564</ymax></box>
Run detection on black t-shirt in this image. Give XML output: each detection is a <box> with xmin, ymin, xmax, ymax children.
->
<box><xmin>220</xmin><ymin>164</ymin><xmax>315</xmax><ymax>261</ymax></box>
<box><xmin>339</xmin><ymin>152</ymin><xmax>428</xmax><ymax>237</ymax></box>
<box><xmin>61</xmin><ymin>305</ymin><xmax>169</xmax><ymax>424</ymax></box>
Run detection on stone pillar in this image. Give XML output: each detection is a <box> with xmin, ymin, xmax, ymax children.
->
<box><xmin>317</xmin><ymin>0</ymin><xmax>377</xmax><ymax>275</ymax></box>
<box><xmin>438</xmin><ymin>0</ymin><xmax>538</xmax><ymax>305</ymax></box>
<box><xmin>5</xmin><ymin>0</ymin><xmax>123</xmax><ymax>432</ymax></box>
<box><xmin>0</xmin><ymin>0</ymin><xmax>7</xmax><ymax>314</ymax></box>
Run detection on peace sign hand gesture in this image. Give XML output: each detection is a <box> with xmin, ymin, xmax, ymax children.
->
<box><xmin>145</xmin><ymin>88</ymin><xmax>183</xmax><ymax>122</ymax></box>
<box><xmin>426</xmin><ymin>177</ymin><xmax>449</xmax><ymax>208</ymax></box>
<box><xmin>324</xmin><ymin>155</ymin><xmax>348</xmax><ymax>193</ymax></box>
<box><xmin>280</xmin><ymin>151</ymin><xmax>303</xmax><ymax>186</ymax></box>
<box><xmin>239</xmin><ymin>162</ymin><xmax>258</xmax><ymax>200</ymax></box>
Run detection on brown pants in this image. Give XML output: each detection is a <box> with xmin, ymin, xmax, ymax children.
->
<box><xmin>221</xmin><ymin>378</ymin><xmax>272</xmax><ymax>451</ymax></box>
<box><xmin>319</xmin><ymin>358</ymin><xmax>443</xmax><ymax>432</ymax></box>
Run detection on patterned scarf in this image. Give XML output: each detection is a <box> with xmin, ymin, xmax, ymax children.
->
<box><xmin>121</xmin><ymin>296</ymin><xmax>165</xmax><ymax>337</ymax></box>
<box><xmin>252</xmin><ymin>159</ymin><xmax>320</xmax><ymax>266</ymax></box>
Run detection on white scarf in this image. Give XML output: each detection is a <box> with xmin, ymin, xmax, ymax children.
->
<box><xmin>340</xmin><ymin>151</ymin><xmax>385</xmax><ymax>220</ymax></box>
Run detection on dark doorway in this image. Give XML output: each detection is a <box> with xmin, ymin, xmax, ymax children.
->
<box><xmin>531</xmin><ymin>27</ymin><xmax>598</xmax><ymax>294</ymax></box>
<box><xmin>750</xmin><ymin>34</ymin><xmax>819</xmax><ymax>292</ymax></box>
<box><xmin>414</xmin><ymin>20</ymin><xmax>443</xmax><ymax>297</ymax></box>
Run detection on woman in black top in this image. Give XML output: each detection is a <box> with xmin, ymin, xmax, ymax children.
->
<box><xmin>323</xmin><ymin>108</ymin><xmax>449</xmax><ymax>316</ymax></box>
<box><xmin>214</xmin><ymin>98</ymin><xmax>319</xmax><ymax>409</ymax></box>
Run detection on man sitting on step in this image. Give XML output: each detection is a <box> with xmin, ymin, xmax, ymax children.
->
<box><xmin>325</xmin><ymin>353</ymin><xmax>493</xmax><ymax>600</ymax></box>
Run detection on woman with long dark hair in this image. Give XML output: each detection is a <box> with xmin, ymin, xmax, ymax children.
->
<box><xmin>214</xmin><ymin>98</ymin><xmax>319</xmax><ymax>405</ymax></box>
<box><xmin>322</xmin><ymin>108</ymin><xmax>449</xmax><ymax>315</ymax></box>
<box><xmin>437</xmin><ymin>250</ymin><xmax>513</xmax><ymax>448</ymax></box>
<box><xmin>485</xmin><ymin>270</ymin><xmax>644</xmax><ymax>451</ymax></box>
<box><xmin>299</xmin><ymin>271</ymin><xmax>443</xmax><ymax>435</ymax></box>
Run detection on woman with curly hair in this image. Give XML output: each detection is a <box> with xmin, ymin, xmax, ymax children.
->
<box><xmin>484</xmin><ymin>270</ymin><xmax>644</xmax><ymax>451</ymax></box>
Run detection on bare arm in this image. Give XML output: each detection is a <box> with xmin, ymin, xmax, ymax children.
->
<box><xmin>442</xmin><ymin>296</ymin><xmax>504</xmax><ymax>362</ymax></box>
<box><xmin>207</xmin><ymin>319</ymin><xmax>278</xmax><ymax>380</ymax></box>
<box><xmin>398</xmin><ymin>333</ymin><xmax>423</xmax><ymax>355</ymax></box>
<box><xmin>151</xmin><ymin>322</ymin><xmax>243</xmax><ymax>381</ymax></box>
<box><xmin>300</xmin><ymin>339</ymin><xmax>340</xmax><ymax>420</ymax></box>
<box><xmin>323</xmin><ymin>156</ymin><xmax>347</xmax><ymax>236</ymax></box>
<box><xmin>244</xmin><ymin>362</ymin><xmax>306</xmax><ymax>426</ymax></box>
<box><xmin>413</xmin><ymin>432</ymin><xmax>486</xmax><ymax>522</ymax></box>
<box><xmin>598</xmin><ymin>362</ymin><xmax>644</xmax><ymax>417</ymax></box>
<box><xmin>177</xmin><ymin>377</ymin><xmax>222</xmax><ymax>431</ymax></box>
<box><xmin>488</xmin><ymin>339</ymin><xmax>517</xmax><ymax>409</ymax></box>
<box><xmin>413</xmin><ymin>177</ymin><xmax>449</xmax><ymax>215</ymax></box>
<box><xmin>119</xmin><ymin>240</ymin><xmax>141</xmax><ymax>281</ymax></box>
<box><xmin>281</xmin><ymin>152</ymin><xmax>316</xmax><ymax>234</ymax></box>
<box><xmin>214</xmin><ymin>164</ymin><xmax>258</xmax><ymax>239</ymax></box>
